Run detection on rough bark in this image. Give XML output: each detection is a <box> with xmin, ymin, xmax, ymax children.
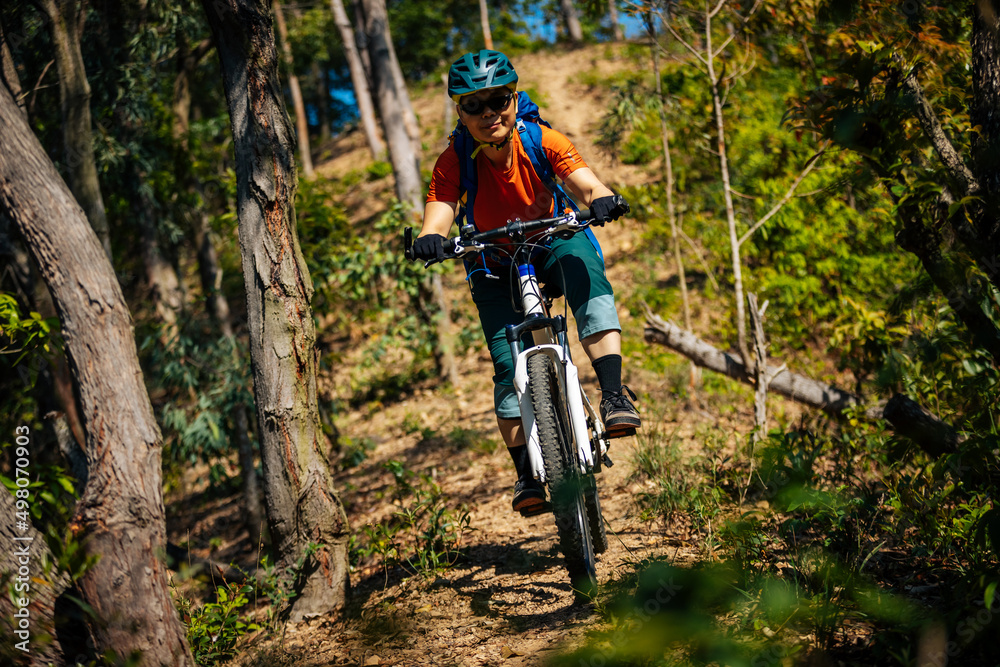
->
<box><xmin>274</xmin><ymin>0</ymin><xmax>315</xmax><ymax>179</ymax></box>
<box><xmin>0</xmin><ymin>81</ymin><xmax>193</xmax><ymax>665</ymax></box>
<box><xmin>38</xmin><ymin>0</ymin><xmax>112</xmax><ymax>261</ymax></box>
<box><xmin>0</xmin><ymin>482</ymin><xmax>69</xmax><ymax>666</ymax></box>
<box><xmin>193</xmin><ymin>213</ymin><xmax>265</xmax><ymax>547</ymax></box>
<box><xmin>643</xmin><ymin>310</ymin><xmax>960</xmax><ymax>456</ymax></box>
<box><xmin>560</xmin><ymin>0</ymin><xmax>584</xmax><ymax>43</ymax></box>
<box><xmin>971</xmin><ymin>0</ymin><xmax>1000</xmax><ymax>263</ymax></box>
<box><xmin>0</xmin><ymin>19</ymin><xmax>25</xmax><ymax>118</ymax></box>
<box><xmin>173</xmin><ymin>36</ymin><xmax>265</xmax><ymax>545</ymax></box>
<box><xmin>330</xmin><ymin>0</ymin><xmax>384</xmax><ymax>159</ymax></box>
<box><xmin>480</xmin><ymin>0</ymin><xmax>494</xmax><ymax>49</ymax></box>
<box><xmin>201</xmin><ymin>0</ymin><xmax>350</xmax><ymax>619</ymax></box>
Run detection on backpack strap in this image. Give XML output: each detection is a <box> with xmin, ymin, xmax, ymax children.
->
<box><xmin>515</xmin><ymin>119</ymin><xmax>604</xmax><ymax>262</ymax></box>
<box><xmin>449</xmin><ymin>91</ymin><xmax>605</xmax><ymax>272</ymax></box>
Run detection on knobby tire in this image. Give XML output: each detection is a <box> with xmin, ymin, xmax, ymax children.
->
<box><xmin>527</xmin><ymin>353</ymin><xmax>597</xmax><ymax>594</ymax></box>
<box><xmin>584</xmin><ymin>476</ymin><xmax>608</xmax><ymax>554</ymax></box>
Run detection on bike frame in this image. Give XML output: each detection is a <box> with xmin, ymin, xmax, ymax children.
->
<box><xmin>403</xmin><ymin>209</ymin><xmax>614</xmax><ymax>483</ymax></box>
<box><xmin>507</xmin><ymin>265</ymin><xmax>610</xmax><ymax>483</ymax></box>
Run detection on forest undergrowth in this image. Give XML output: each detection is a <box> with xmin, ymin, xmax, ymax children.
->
<box><xmin>3</xmin><ymin>4</ymin><xmax>999</xmax><ymax>664</ymax></box>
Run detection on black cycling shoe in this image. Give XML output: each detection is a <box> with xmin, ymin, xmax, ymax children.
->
<box><xmin>512</xmin><ymin>478</ymin><xmax>545</xmax><ymax>514</ymax></box>
<box><xmin>601</xmin><ymin>385</ymin><xmax>641</xmax><ymax>436</ymax></box>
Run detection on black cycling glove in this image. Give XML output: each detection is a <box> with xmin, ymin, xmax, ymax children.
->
<box><xmin>412</xmin><ymin>233</ymin><xmax>447</xmax><ymax>261</ymax></box>
<box><xmin>590</xmin><ymin>194</ymin><xmax>631</xmax><ymax>226</ymax></box>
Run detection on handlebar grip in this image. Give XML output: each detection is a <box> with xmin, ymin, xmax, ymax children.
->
<box><xmin>403</xmin><ymin>227</ymin><xmax>414</xmax><ymax>261</ymax></box>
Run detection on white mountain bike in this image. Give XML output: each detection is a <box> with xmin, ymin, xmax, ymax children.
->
<box><xmin>405</xmin><ymin>209</ymin><xmax>626</xmax><ymax>594</ymax></box>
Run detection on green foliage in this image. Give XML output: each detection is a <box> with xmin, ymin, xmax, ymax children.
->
<box><xmin>177</xmin><ymin>579</ymin><xmax>261</xmax><ymax>666</ymax></box>
<box><xmin>629</xmin><ymin>430</ymin><xmax>724</xmax><ymax>521</ymax></box>
<box><xmin>0</xmin><ymin>293</ymin><xmax>60</xmax><ymax>367</ymax></box>
<box><xmin>142</xmin><ymin>332</ymin><xmax>254</xmax><ymax>482</ymax></box>
<box><xmin>621</xmin><ymin>131</ymin><xmax>658</xmax><ymax>165</ymax></box>
<box><xmin>365</xmin><ymin>160</ymin><xmax>393</xmax><ymax>181</ymax></box>
<box><xmin>354</xmin><ymin>469</ymin><xmax>472</xmax><ymax>579</ymax></box>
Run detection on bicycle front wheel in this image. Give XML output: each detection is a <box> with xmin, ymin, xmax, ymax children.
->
<box><xmin>527</xmin><ymin>353</ymin><xmax>597</xmax><ymax>594</ymax></box>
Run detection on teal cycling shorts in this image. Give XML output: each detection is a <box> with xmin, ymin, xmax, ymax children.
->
<box><xmin>468</xmin><ymin>232</ymin><xmax>620</xmax><ymax>419</ymax></box>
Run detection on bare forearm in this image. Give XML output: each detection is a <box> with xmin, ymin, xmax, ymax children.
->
<box><xmin>564</xmin><ymin>167</ymin><xmax>614</xmax><ymax>206</ymax></box>
<box><xmin>420</xmin><ymin>200</ymin><xmax>458</xmax><ymax>237</ymax></box>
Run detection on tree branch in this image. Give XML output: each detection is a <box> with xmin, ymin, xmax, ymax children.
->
<box><xmin>642</xmin><ymin>307</ymin><xmax>960</xmax><ymax>455</ymax></box>
<box><xmin>738</xmin><ymin>145</ymin><xmax>826</xmax><ymax>247</ymax></box>
<box><xmin>900</xmin><ymin>66</ymin><xmax>980</xmax><ymax>197</ymax></box>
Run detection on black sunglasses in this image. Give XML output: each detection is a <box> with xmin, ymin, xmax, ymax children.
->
<box><xmin>459</xmin><ymin>91</ymin><xmax>514</xmax><ymax>116</ymax></box>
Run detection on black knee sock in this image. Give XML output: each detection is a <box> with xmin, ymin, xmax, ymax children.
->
<box><xmin>593</xmin><ymin>354</ymin><xmax>623</xmax><ymax>399</ymax></box>
<box><xmin>508</xmin><ymin>445</ymin><xmax>531</xmax><ymax>481</ymax></box>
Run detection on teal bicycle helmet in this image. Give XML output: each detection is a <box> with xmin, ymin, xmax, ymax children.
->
<box><xmin>448</xmin><ymin>50</ymin><xmax>518</xmax><ymax>102</ymax></box>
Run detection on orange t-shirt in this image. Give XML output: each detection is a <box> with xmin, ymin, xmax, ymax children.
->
<box><xmin>426</xmin><ymin>125</ymin><xmax>588</xmax><ymax>232</ymax></box>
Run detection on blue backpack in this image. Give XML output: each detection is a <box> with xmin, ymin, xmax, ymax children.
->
<box><xmin>449</xmin><ymin>91</ymin><xmax>603</xmax><ymax>274</ymax></box>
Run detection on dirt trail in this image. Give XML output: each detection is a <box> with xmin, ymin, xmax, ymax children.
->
<box><xmin>281</xmin><ymin>44</ymin><xmax>706</xmax><ymax>666</ymax></box>
<box><xmin>169</xmin><ymin>44</ymin><xmax>750</xmax><ymax>666</ymax></box>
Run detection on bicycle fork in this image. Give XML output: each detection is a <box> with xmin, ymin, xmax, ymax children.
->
<box><xmin>505</xmin><ymin>265</ymin><xmax>611</xmax><ymax>484</ymax></box>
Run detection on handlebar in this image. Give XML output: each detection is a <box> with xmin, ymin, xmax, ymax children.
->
<box><xmin>404</xmin><ymin>207</ymin><xmax>598</xmax><ymax>267</ymax></box>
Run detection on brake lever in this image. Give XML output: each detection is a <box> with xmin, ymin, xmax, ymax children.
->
<box><xmin>403</xmin><ymin>227</ymin><xmax>414</xmax><ymax>261</ymax></box>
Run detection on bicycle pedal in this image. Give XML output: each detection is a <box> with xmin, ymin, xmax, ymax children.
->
<box><xmin>519</xmin><ymin>501</ymin><xmax>552</xmax><ymax>518</ymax></box>
<box><xmin>605</xmin><ymin>428</ymin><xmax>636</xmax><ymax>439</ymax></box>
<box><xmin>602</xmin><ymin>454</ymin><xmax>614</xmax><ymax>468</ymax></box>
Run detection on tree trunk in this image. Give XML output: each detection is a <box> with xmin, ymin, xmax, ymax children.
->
<box><xmin>38</xmin><ymin>0</ymin><xmax>112</xmax><ymax>262</ymax></box>
<box><xmin>359</xmin><ymin>0</ymin><xmax>458</xmax><ymax>386</ymax></box>
<box><xmin>274</xmin><ymin>0</ymin><xmax>315</xmax><ymax>179</ymax></box>
<box><xmin>560</xmin><ymin>0</ymin><xmax>583</xmax><ymax>43</ymax></box>
<box><xmin>312</xmin><ymin>60</ymin><xmax>331</xmax><ymax>143</ymax></box>
<box><xmin>649</xmin><ymin>17</ymin><xmax>689</xmax><ymax>330</ymax></box>
<box><xmin>350</xmin><ymin>0</ymin><xmax>373</xmax><ymax>82</ymax></box>
<box><xmin>971</xmin><ymin>0</ymin><xmax>1000</xmax><ymax>264</ymax></box>
<box><xmin>171</xmin><ymin>36</ymin><xmax>213</xmax><ymax>146</ymax></box>
<box><xmin>0</xmin><ymin>478</ymin><xmax>69</xmax><ymax>666</ymax></box>
<box><xmin>330</xmin><ymin>0</ymin><xmax>385</xmax><ymax>159</ymax></box>
<box><xmin>193</xmin><ymin>212</ymin><xmax>266</xmax><ymax>547</ymax></box>
<box><xmin>351</xmin><ymin>0</ymin><xmax>418</xmax><ymax>155</ymax></box>
<box><xmin>480</xmin><ymin>0</ymin><xmax>494</xmax><ymax>49</ymax></box>
<box><xmin>704</xmin><ymin>11</ymin><xmax>752</xmax><ymax>371</ymax></box>
<box><xmin>644</xmin><ymin>309</ymin><xmax>860</xmax><ymax>415</ymax></box>
<box><xmin>173</xmin><ymin>35</ymin><xmax>266</xmax><ymax>546</ymax></box>
<box><xmin>442</xmin><ymin>73</ymin><xmax>453</xmax><ymax>148</ymax></box>
<box><xmin>608</xmin><ymin>0</ymin><xmax>623</xmax><ymax>42</ymax></box>
<box><xmin>360</xmin><ymin>0</ymin><xmax>422</xmax><ymax>208</ymax></box>
<box><xmin>135</xmin><ymin>173</ymin><xmax>184</xmax><ymax>342</ymax></box>
<box><xmin>383</xmin><ymin>10</ymin><xmax>422</xmax><ymax>159</ymax></box>
<box><xmin>0</xmin><ymin>83</ymin><xmax>193</xmax><ymax>666</ymax></box>
<box><xmin>0</xmin><ymin>19</ymin><xmax>25</xmax><ymax>118</ymax></box>
<box><xmin>201</xmin><ymin>0</ymin><xmax>350</xmax><ymax>619</ymax></box>
<box><xmin>643</xmin><ymin>309</ymin><xmax>960</xmax><ymax>457</ymax></box>
<box><xmin>746</xmin><ymin>293</ymin><xmax>768</xmax><ymax>444</ymax></box>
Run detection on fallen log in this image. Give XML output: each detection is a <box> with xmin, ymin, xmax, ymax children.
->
<box><xmin>643</xmin><ymin>309</ymin><xmax>959</xmax><ymax>455</ymax></box>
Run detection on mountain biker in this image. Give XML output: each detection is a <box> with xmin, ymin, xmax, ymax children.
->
<box><xmin>413</xmin><ymin>49</ymin><xmax>640</xmax><ymax>516</ymax></box>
